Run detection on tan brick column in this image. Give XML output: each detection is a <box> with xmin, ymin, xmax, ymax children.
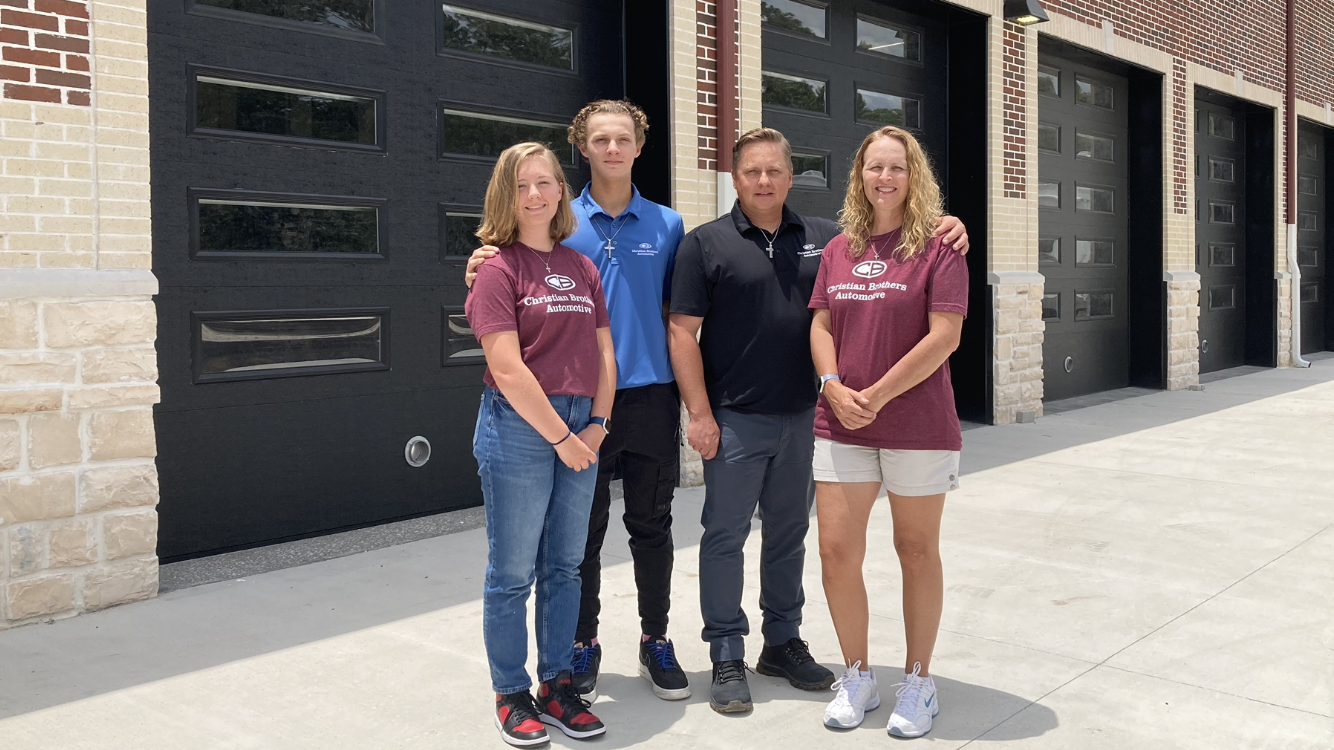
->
<box><xmin>1</xmin><ymin>0</ymin><xmax>158</xmax><ymax>628</ymax></box>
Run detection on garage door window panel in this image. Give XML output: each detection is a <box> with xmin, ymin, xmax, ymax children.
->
<box><xmin>1209</xmin><ymin>157</ymin><xmax>1235</xmax><ymax>183</ymax></box>
<box><xmin>1075</xmin><ymin>76</ymin><xmax>1113</xmax><ymax>110</ymax></box>
<box><xmin>1041</xmin><ymin>293</ymin><xmax>1061</xmax><ymax>321</ymax></box>
<box><xmin>761</xmin><ymin>0</ymin><xmax>828</xmax><ymax>40</ymax></box>
<box><xmin>1075</xmin><ymin>238</ymin><xmax>1114</xmax><ymax>266</ymax></box>
<box><xmin>1208</xmin><ymin>112</ymin><xmax>1235</xmax><ymax>140</ymax></box>
<box><xmin>192</xmin><ymin>191</ymin><xmax>383</xmax><ymax>259</ymax></box>
<box><xmin>189</xmin><ymin>0</ymin><xmax>378</xmax><ymax>40</ymax></box>
<box><xmin>1299</xmin><ymin>211</ymin><xmax>1318</xmax><ymax>231</ymax></box>
<box><xmin>1038</xmin><ymin>123</ymin><xmax>1060</xmax><ymax>153</ymax></box>
<box><xmin>1209</xmin><ymin>201</ymin><xmax>1235</xmax><ymax>224</ymax></box>
<box><xmin>442</xmin><ymin>306</ymin><xmax>484</xmax><ymax>365</ymax></box>
<box><xmin>193</xmin><ymin>71</ymin><xmax>381</xmax><ymax>151</ymax></box>
<box><xmin>439</xmin><ymin>5</ymin><xmax>575</xmax><ymax>72</ymax></box>
<box><xmin>763</xmin><ymin>71</ymin><xmax>828</xmax><ymax>114</ymax></box>
<box><xmin>1298</xmin><ymin>247</ymin><xmax>1318</xmax><ymax>267</ymax></box>
<box><xmin>1075</xmin><ymin>184</ymin><xmax>1114</xmax><ymax>213</ymax></box>
<box><xmin>1037</xmin><ymin>66</ymin><xmax>1060</xmax><ymax>98</ymax></box>
<box><xmin>1075</xmin><ymin>130</ymin><xmax>1113</xmax><ymax>162</ymax></box>
<box><xmin>792</xmin><ymin>151</ymin><xmax>829</xmax><ymax>189</ymax></box>
<box><xmin>1039</xmin><ymin>237</ymin><xmax>1061</xmax><ymax>265</ymax></box>
<box><xmin>1299</xmin><ymin>174</ymin><xmax>1318</xmax><ymax>195</ymax></box>
<box><xmin>1074</xmin><ymin>291</ymin><xmax>1113</xmax><ymax>320</ymax></box>
<box><xmin>440</xmin><ymin>205</ymin><xmax>483</xmax><ymax>261</ymax></box>
<box><xmin>1299</xmin><ymin>136</ymin><xmax>1319</xmax><ymax>160</ymax></box>
<box><xmin>855</xmin><ymin>16</ymin><xmax>921</xmax><ymax>63</ymax></box>
<box><xmin>1301</xmin><ymin>283</ymin><xmax>1319</xmax><ymax>303</ymax></box>
<box><xmin>194</xmin><ymin>310</ymin><xmax>389</xmax><ymax>383</ymax></box>
<box><xmin>439</xmin><ymin>106</ymin><xmax>574</xmax><ymax>164</ymax></box>
<box><xmin>1210</xmin><ymin>243</ymin><xmax>1236</xmax><ymax>267</ymax></box>
<box><xmin>1208</xmin><ymin>286</ymin><xmax>1235</xmax><ymax>310</ymax></box>
<box><xmin>1039</xmin><ymin>181</ymin><xmax>1060</xmax><ymax>209</ymax></box>
<box><xmin>855</xmin><ymin>88</ymin><xmax>920</xmax><ymax>129</ymax></box>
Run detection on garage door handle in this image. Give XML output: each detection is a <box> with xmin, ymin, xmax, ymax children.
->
<box><xmin>1064</xmin><ymin>356</ymin><xmax>1074</xmax><ymax>373</ymax></box>
<box><xmin>405</xmin><ymin>436</ymin><xmax>431</xmax><ymax>467</ymax></box>
<box><xmin>1200</xmin><ymin>339</ymin><xmax>1209</xmax><ymax>353</ymax></box>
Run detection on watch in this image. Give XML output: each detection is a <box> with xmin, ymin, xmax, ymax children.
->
<box><xmin>818</xmin><ymin>374</ymin><xmax>841</xmax><ymax>394</ymax></box>
<box><xmin>589</xmin><ymin>416</ymin><xmax>610</xmax><ymax>435</ymax></box>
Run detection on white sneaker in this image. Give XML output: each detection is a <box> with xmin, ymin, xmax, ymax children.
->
<box><xmin>823</xmin><ymin>661</ymin><xmax>880</xmax><ymax>728</ymax></box>
<box><xmin>887</xmin><ymin>662</ymin><xmax>938</xmax><ymax>738</ymax></box>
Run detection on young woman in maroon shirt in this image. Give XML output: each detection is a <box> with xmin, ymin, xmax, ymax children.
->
<box><xmin>808</xmin><ymin>126</ymin><xmax>968</xmax><ymax>737</ymax></box>
<box><xmin>465</xmin><ymin>142</ymin><xmax>616</xmax><ymax>746</ymax></box>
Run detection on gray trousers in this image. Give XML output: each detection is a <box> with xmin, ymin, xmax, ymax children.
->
<box><xmin>698</xmin><ymin>406</ymin><xmax>815</xmax><ymax>663</ymax></box>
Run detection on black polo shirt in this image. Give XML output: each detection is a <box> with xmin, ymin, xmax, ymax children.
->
<box><xmin>670</xmin><ymin>202</ymin><xmax>840</xmax><ymax>415</ymax></box>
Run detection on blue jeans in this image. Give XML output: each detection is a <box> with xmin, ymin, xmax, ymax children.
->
<box><xmin>474</xmin><ymin>387</ymin><xmax>596</xmax><ymax>694</ymax></box>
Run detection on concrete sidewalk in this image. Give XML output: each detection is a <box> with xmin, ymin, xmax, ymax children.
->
<box><xmin>2</xmin><ymin>362</ymin><xmax>1333</xmax><ymax>749</ymax></box>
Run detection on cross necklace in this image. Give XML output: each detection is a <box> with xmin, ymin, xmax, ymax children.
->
<box><xmin>526</xmin><ymin>245</ymin><xmax>554</xmax><ymax>274</ymax></box>
<box><xmin>591</xmin><ymin>215</ymin><xmax>627</xmax><ymax>257</ymax></box>
<box><xmin>757</xmin><ymin>226</ymin><xmax>778</xmax><ymax>259</ymax></box>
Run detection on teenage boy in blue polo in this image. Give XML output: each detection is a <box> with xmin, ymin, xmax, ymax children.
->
<box><xmin>466</xmin><ymin>100</ymin><xmax>690</xmax><ymax>703</ymax></box>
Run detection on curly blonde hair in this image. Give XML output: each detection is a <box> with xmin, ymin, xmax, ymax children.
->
<box><xmin>476</xmin><ymin>142</ymin><xmax>576</xmax><ymax>247</ymax></box>
<box><xmin>567</xmin><ymin>99</ymin><xmax>649</xmax><ymax>147</ymax></box>
<box><xmin>838</xmin><ymin>126</ymin><xmax>942</xmax><ymax>260</ymax></box>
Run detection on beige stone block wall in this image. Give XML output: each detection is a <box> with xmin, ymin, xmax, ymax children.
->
<box><xmin>0</xmin><ymin>0</ymin><xmax>158</xmax><ymax>629</ymax></box>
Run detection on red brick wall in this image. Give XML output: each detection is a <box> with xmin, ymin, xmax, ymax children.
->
<box><xmin>1002</xmin><ymin>22</ymin><xmax>1027</xmax><ymax>200</ymax></box>
<box><xmin>698</xmin><ymin>1</ymin><xmax>718</xmax><ymax>171</ymax></box>
<box><xmin>1295</xmin><ymin>0</ymin><xmax>1334</xmax><ymax>106</ymax></box>
<box><xmin>0</xmin><ymin>0</ymin><xmax>90</xmax><ymax>106</ymax></box>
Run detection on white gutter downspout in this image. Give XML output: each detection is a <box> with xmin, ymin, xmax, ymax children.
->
<box><xmin>1286</xmin><ymin>0</ymin><xmax>1312</xmax><ymax>367</ymax></box>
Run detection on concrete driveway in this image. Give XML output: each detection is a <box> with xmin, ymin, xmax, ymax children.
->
<box><xmin>2</xmin><ymin>361</ymin><xmax>1333</xmax><ymax>749</ymax></box>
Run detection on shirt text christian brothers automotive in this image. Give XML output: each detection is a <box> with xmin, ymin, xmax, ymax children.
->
<box><xmin>466</xmin><ymin>242</ymin><xmax>610</xmax><ymax>397</ymax></box>
<box><xmin>808</xmin><ymin>231</ymin><xmax>968</xmax><ymax>451</ymax></box>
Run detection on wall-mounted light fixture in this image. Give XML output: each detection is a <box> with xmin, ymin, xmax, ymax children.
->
<box><xmin>1004</xmin><ymin>0</ymin><xmax>1050</xmax><ymax>25</ymax></box>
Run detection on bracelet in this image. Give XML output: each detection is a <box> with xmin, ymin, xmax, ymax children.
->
<box><xmin>550</xmin><ymin>429</ymin><xmax>573</xmax><ymax>446</ymax></box>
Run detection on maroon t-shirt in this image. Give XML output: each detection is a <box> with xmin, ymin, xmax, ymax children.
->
<box><xmin>808</xmin><ymin>230</ymin><xmax>969</xmax><ymax>451</ymax></box>
<box><xmin>465</xmin><ymin>242</ymin><xmax>611</xmax><ymax>397</ymax></box>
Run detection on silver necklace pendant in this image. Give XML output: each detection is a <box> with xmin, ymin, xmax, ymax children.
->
<box><xmin>604</xmin><ymin>240</ymin><xmax>615</xmax><ymax>254</ymax></box>
<box><xmin>766</xmin><ymin>243</ymin><xmax>774</xmax><ymax>259</ymax></box>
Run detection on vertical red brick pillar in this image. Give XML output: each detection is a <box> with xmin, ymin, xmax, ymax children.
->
<box><xmin>1</xmin><ymin>0</ymin><xmax>92</xmax><ymax>106</ymax></box>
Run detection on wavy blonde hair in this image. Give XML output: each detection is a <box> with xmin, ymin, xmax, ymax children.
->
<box><xmin>838</xmin><ymin>126</ymin><xmax>942</xmax><ymax>260</ymax></box>
<box><xmin>476</xmin><ymin>142</ymin><xmax>576</xmax><ymax>247</ymax></box>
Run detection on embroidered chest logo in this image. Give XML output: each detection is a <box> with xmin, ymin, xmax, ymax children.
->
<box><xmin>545</xmin><ymin>274</ymin><xmax>577</xmax><ymax>291</ymax></box>
<box><xmin>852</xmin><ymin>260</ymin><xmax>888</xmax><ymax>278</ymax></box>
<box><xmin>799</xmin><ymin>243</ymin><xmax>823</xmax><ymax>257</ymax></box>
<box><xmin>633</xmin><ymin>242</ymin><xmax>658</xmax><ymax>256</ymax></box>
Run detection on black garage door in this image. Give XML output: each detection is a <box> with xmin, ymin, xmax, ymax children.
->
<box><xmin>150</xmin><ymin>1</ymin><xmax>627</xmax><ymax>559</ymax></box>
<box><xmin>1038</xmin><ymin>54</ymin><xmax>1130</xmax><ymax>401</ymax></box>
<box><xmin>1195</xmin><ymin>96</ymin><xmax>1247</xmax><ymax>372</ymax></box>
<box><xmin>1298</xmin><ymin>121</ymin><xmax>1328</xmax><ymax>354</ymax></box>
<box><xmin>759</xmin><ymin>0</ymin><xmax>947</xmax><ymax>221</ymax></box>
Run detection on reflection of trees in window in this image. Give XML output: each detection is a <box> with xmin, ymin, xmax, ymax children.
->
<box><xmin>441</xmin><ymin>6</ymin><xmax>572</xmax><ymax>69</ymax></box>
<box><xmin>761</xmin><ymin>1</ymin><xmax>824</xmax><ymax>37</ymax></box>
<box><xmin>197</xmin><ymin>0</ymin><xmax>374</xmax><ymax>33</ymax></box>
<box><xmin>197</xmin><ymin>80</ymin><xmax>375</xmax><ymax>144</ymax></box>
<box><xmin>199</xmin><ymin>202</ymin><xmax>377</xmax><ymax>254</ymax></box>
<box><xmin>440</xmin><ymin>111</ymin><xmax>572</xmax><ymax>163</ymax></box>
<box><xmin>444</xmin><ymin>213</ymin><xmax>483</xmax><ymax>256</ymax></box>
<box><xmin>762</xmin><ymin>75</ymin><xmax>825</xmax><ymax>112</ymax></box>
<box><xmin>855</xmin><ymin>91</ymin><xmax>918</xmax><ymax>128</ymax></box>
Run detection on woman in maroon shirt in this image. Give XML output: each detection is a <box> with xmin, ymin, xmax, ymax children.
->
<box><xmin>465</xmin><ymin>142</ymin><xmax>616</xmax><ymax>746</ymax></box>
<box><xmin>808</xmin><ymin>126</ymin><xmax>968</xmax><ymax>737</ymax></box>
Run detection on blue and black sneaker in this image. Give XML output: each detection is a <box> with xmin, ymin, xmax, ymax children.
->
<box><xmin>639</xmin><ymin>636</ymin><xmax>691</xmax><ymax>700</ymax></box>
<box><xmin>571</xmin><ymin>642</ymin><xmax>601</xmax><ymax>701</ymax></box>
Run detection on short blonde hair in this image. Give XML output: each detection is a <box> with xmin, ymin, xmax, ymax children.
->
<box><xmin>838</xmin><ymin>126</ymin><xmax>943</xmax><ymax>260</ymax></box>
<box><xmin>568</xmin><ymin>99</ymin><xmax>649</xmax><ymax>147</ymax></box>
<box><xmin>731</xmin><ymin>127</ymin><xmax>792</xmax><ymax>172</ymax></box>
<box><xmin>476</xmin><ymin>142</ymin><xmax>576</xmax><ymax>247</ymax></box>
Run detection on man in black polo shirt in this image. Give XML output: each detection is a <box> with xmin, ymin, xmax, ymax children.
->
<box><xmin>668</xmin><ymin>127</ymin><xmax>968</xmax><ymax>714</ymax></box>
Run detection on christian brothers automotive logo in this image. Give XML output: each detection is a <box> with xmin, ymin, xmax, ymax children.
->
<box><xmin>852</xmin><ymin>260</ymin><xmax>888</xmax><ymax>279</ymax></box>
<box><xmin>545</xmin><ymin>274</ymin><xmax>577</xmax><ymax>291</ymax></box>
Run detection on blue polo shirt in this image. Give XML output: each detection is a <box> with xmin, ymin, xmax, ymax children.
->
<box><xmin>569</xmin><ymin>184</ymin><xmax>683</xmax><ymax>389</ymax></box>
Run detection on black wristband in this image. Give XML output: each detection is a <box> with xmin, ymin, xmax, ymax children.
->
<box><xmin>550</xmin><ymin>429</ymin><xmax>573</xmax><ymax>446</ymax></box>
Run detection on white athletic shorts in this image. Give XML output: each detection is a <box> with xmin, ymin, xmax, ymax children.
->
<box><xmin>812</xmin><ymin>437</ymin><xmax>960</xmax><ymax>496</ymax></box>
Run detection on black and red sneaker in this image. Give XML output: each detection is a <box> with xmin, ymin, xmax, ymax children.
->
<box><xmin>494</xmin><ymin>691</ymin><xmax>549</xmax><ymax>747</ymax></box>
<box><xmin>537</xmin><ymin>672</ymin><xmax>607</xmax><ymax>739</ymax></box>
